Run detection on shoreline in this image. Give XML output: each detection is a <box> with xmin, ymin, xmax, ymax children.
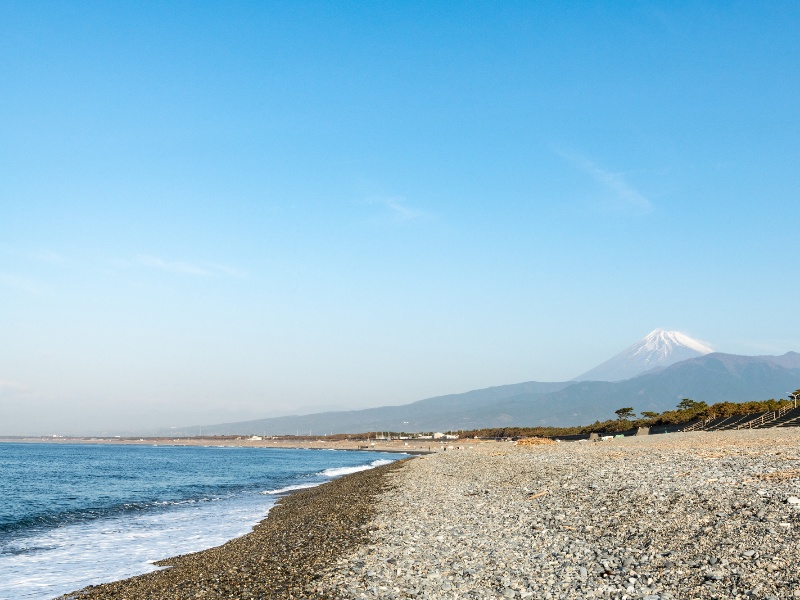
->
<box><xmin>0</xmin><ymin>436</ymin><xmax>445</xmax><ymax>455</ymax></box>
<box><xmin>48</xmin><ymin>428</ymin><xmax>800</xmax><ymax>598</ymax></box>
<box><xmin>57</xmin><ymin>458</ymin><xmax>412</xmax><ymax>599</ymax></box>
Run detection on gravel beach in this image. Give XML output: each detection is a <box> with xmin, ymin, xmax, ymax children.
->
<box><xmin>58</xmin><ymin>429</ymin><xmax>800</xmax><ymax>599</ymax></box>
<box><xmin>58</xmin><ymin>459</ymin><xmax>409</xmax><ymax>600</ymax></box>
<box><xmin>318</xmin><ymin>429</ymin><xmax>800</xmax><ymax>600</ymax></box>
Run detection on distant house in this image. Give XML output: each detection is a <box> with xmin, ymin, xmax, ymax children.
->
<box><xmin>415</xmin><ymin>432</ymin><xmax>459</xmax><ymax>440</ymax></box>
<box><xmin>249</xmin><ymin>435</ymin><xmax>263</xmax><ymax>441</ymax></box>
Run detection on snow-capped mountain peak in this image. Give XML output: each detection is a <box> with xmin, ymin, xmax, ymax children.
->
<box><xmin>635</xmin><ymin>328</ymin><xmax>714</xmax><ymax>356</ymax></box>
<box><xmin>573</xmin><ymin>329</ymin><xmax>714</xmax><ymax>382</ymax></box>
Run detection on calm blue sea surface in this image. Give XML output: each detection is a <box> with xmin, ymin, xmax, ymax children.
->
<box><xmin>0</xmin><ymin>442</ymin><xmax>403</xmax><ymax>600</ymax></box>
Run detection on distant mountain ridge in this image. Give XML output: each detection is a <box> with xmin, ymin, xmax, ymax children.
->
<box><xmin>573</xmin><ymin>329</ymin><xmax>713</xmax><ymax>382</ymax></box>
<box><xmin>171</xmin><ymin>380</ymin><xmax>572</xmax><ymax>436</ymax></box>
<box><xmin>174</xmin><ymin>349</ymin><xmax>800</xmax><ymax>436</ymax></box>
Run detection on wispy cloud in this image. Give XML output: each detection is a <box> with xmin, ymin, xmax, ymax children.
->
<box><xmin>206</xmin><ymin>263</ymin><xmax>248</xmax><ymax>278</ymax></box>
<box><xmin>137</xmin><ymin>255</ymin><xmax>210</xmax><ymax>275</ymax></box>
<box><xmin>559</xmin><ymin>151</ymin><xmax>653</xmax><ymax>214</ymax></box>
<box><xmin>36</xmin><ymin>250</ymin><xmax>68</xmax><ymax>265</ymax></box>
<box><xmin>0</xmin><ymin>272</ymin><xmax>42</xmax><ymax>293</ymax></box>
<box><xmin>135</xmin><ymin>255</ymin><xmax>246</xmax><ymax>278</ymax></box>
<box><xmin>366</xmin><ymin>196</ymin><xmax>425</xmax><ymax>223</ymax></box>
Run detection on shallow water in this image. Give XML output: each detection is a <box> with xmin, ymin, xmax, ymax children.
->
<box><xmin>0</xmin><ymin>443</ymin><xmax>403</xmax><ymax>600</ymax></box>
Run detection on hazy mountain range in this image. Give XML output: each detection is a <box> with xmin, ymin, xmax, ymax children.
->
<box><xmin>167</xmin><ymin>330</ymin><xmax>800</xmax><ymax>436</ymax></box>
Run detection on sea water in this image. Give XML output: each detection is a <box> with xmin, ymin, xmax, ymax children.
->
<box><xmin>0</xmin><ymin>442</ymin><xmax>402</xmax><ymax>600</ymax></box>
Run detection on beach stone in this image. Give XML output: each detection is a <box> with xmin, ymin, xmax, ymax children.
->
<box><xmin>317</xmin><ymin>429</ymin><xmax>800</xmax><ymax>600</ymax></box>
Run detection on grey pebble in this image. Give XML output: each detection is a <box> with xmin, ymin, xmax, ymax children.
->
<box><xmin>317</xmin><ymin>429</ymin><xmax>800</xmax><ymax>600</ymax></box>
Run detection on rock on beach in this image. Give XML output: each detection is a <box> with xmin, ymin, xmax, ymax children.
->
<box><xmin>318</xmin><ymin>429</ymin><xmax>800</xmax><ymax>600</ymax></box>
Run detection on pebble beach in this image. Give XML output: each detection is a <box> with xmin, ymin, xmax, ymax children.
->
<box><xmin>60</xmin><ymin>429</ymin><xmax>800</xmax><ymax>599</ymax></box>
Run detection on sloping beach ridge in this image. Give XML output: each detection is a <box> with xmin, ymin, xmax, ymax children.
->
<box><xmin>62</xmin><ymin>429</ymin><xmax>800</xmax><ymax>599</ymax></box>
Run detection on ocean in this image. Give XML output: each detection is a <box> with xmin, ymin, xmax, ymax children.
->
<box><xmin>0</xmin><ymin>442</ymin><xmax>404</xmax><ymax>600</ymax></box>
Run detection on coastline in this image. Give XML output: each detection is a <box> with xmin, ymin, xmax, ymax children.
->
<box><xmin>49</xmin><ymin>428</ymin><xmax>800</xmax><ymax>598</ymax></box>
<box><xmin>0</xmin><ymin>436</ymin><xmax>441</xmax><ymax>455</ymax></box>
<box><xmin>58</xmin><ymin>458</ymin><xmax>410</xmax><ymax>600</ymax></box>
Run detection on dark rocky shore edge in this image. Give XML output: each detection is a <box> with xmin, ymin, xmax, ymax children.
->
<box><xmin>58</xmin><ymin>458</ymin><xmax>411</xmax><ymax>600</ymax></box>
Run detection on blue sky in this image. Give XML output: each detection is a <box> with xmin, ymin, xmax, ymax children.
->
<box><xmin>2</xmin><ymin>1</ymin><xmax>799</xmax><ymax>434</ymax></box>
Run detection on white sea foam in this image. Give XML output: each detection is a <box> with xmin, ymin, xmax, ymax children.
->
<box><xmin>0</xmin><ymin>449</ymin><xmax>405</xmax><ymax>600</ymax></box>
<box><xmin>319</xmin><ymin>458</ymin><xmax>393</xmax><ymax>477</ymax></box>
<box><xmin>260</xmin><ymin>482</ymin><xmax>319</xmax><ymax>495</ymax></box>
<box><xmin>0</xmin><ymin>494</ymin><xmax>275</xmax><ymax>600</ymax></box>
<box><xmin>264</xmin><ymin>458</ymin><xmax>393</xmax><ymax>492</ymax></box>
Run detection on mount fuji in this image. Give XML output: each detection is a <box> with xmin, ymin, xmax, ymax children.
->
<box><xmin>572</xmin><ymin>329</ymin><xmax>714</xmax><ymax>382</ymax></box>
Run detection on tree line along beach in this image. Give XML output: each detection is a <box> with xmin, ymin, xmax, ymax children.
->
<box><xmin>53</xmin><ymin>428</ymin><xmax>800</xmax><ymax>600</ymax></box>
